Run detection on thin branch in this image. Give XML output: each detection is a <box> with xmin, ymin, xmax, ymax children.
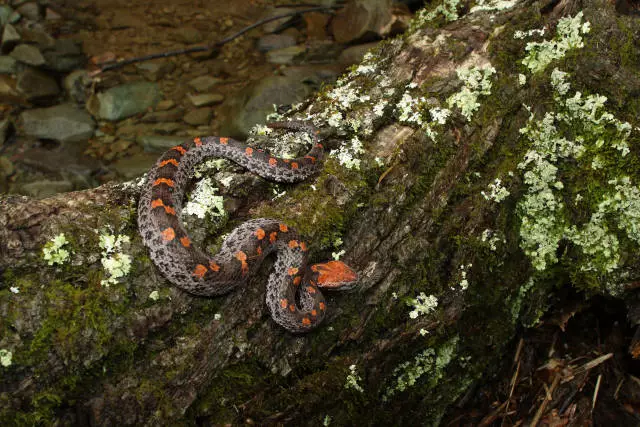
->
<box><xmin>95</xmin><ymin>6</ymin><xmax>341</xmax><ymax>74</ymax></box>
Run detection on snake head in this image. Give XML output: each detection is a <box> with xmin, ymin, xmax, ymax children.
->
<box><xmin>311</xmin><ymin>261</ymin><xmax>358</xmax><ymax>291</ymax></box>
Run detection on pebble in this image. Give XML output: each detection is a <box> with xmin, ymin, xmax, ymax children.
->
<box><xmin>10</xmin><ymin>44</ymin><xmax>46</xmax><ymax>66</ymax></box>
<box><xmin>183</xmin><ymin>107</ymin><xmax>212</xmax><ymax>125</ymax></box>
<box><xmin>187</xmin><ymin>75</ymin><xmax>223</xmax><ymax>92</ymax></box>
<box><xmin>187</xmin><ymin>92</ymin><xmax>224</xmax><ymax>107</ymax></box>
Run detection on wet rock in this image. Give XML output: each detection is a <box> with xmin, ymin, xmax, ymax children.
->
<box><xmin>187</xmin><ymin>75</ymin><xmax>223</xmax><ymax>92</ymax></box>
<box><xmin>262</xmin><ymin>7</ymin><xmax>297</xmax><ymax>33</ymax></box>
<box><xmin>45</xmin><ymin>8</ymin><xmax>62</xmax><ymax>21</ymax></box>
<box><xmin>20</xmin><ymin>103</ymin><xmax>95</xmax><ymax>143</ymax></box>
<box><xmin>42</xmin><ymin>39</ymin><xmax>85</xmax><ymax>72</ymax></box>
<box><xmin>141</xmin><ymin>107</ymin><xmax>184</xmax><ymax>123</ymax></box>
<box><xmin>0</xmin><ymin>74</ymin><xmax>25</xmax><ymax>104</ymax></box>
<box><xmin>111</xmin><ymin>11</ymin><xmax>144</xmax><ymax>29</ymax></box>
<box><xmin>303</xmin><ymin>12</ymin><xmax>331</xmax><ymax>40</ymax></box>
<box><xmin>330</xmin><ymin>0</ymin><xmax>393</xmax><ymax>44</ymax></box>
<box><xmin>16</xmin><ymin>67</ymin><xmax>59</xmax><ymax>100</ymax></box>
<box><xmin>10</xmin><ymin>44</ymin><xmax>45</xmax><ymax>66</ymax></box>
<box><xmin>16</xmin><ymin>2</ymin><xmax>41</xmax><ymax>21</ymax></box>
<box><xmin>172</xmin><ymin>27</ymin><xmax>202</xmax><ymax>44</ymax></box>
<box><xmin>151</xmin><ymin>122</ymin><xmax>181</xmax><ymax>134</ymax></box>
<box><xmin>19</xmin><ymin>27</ymin><xmax>55</xmax><ymax>48</ymax></box>
<box><xmin>279</xmin><ymin>64</ymin><xmax>342</xmax><ymax>87</ymax></box>
<box><xmin>338</xmin><ymin>42</ymin><xmax>379</xmax><ymax>66</ymax></box>
<box><xmin>187</xmin><ymin>92</ymin><xmax>224</xmax><ymax>107</ymax></box>
<box><xmin>183</xmin><ymin>107</ymin><xmax>212</xmax><ymax>125</ymax></box>
<box><xmin>154</xmin><ymin>99</ymin><xmax>175</xmax><ymax>111</ymax></box>
<box><xmin>1</xmin><ymin>24</ymin><xmax>21</xmax><ymax>50</ymax></box>
<box><xmin>111</xmin><ymin>152</ymin><xmax>158</xmax><ymax>179</ymax></box>
<box><xmin>88</xmin><ymin>81</ymin><xmax>162</xmax><ymax>121</ymax></box>
<box><xmin>265</xmin><ymin>45</ymin><xmax>306</xmax><ymax>65</ymax></box>
<box><xmin>137</xmin><ymin>135</ymin><xmax>185</xmax><ymax>153</ymax></box>
<box><xmin>0</xmin><ymin>5</ymin><xmax>13</xmax><ymax>26</ymax></box>
<box><xmin>63</xmin><ymin>69</ymin><xmax>91</xmax><ymax>103</ymax></box>
<box><xmin>256</xmin><ymin>34</ymin><xmax>296</xmax><ymax>52</ymax></box>
<box><xmin>18</xmin><ymin>180</ymin><xmax>74</xmax><ymax>198</ymax></box>
<box><xmin>0</xmin><ymin>56</ymin><xmax>18</xmax><ymax>74</ymax></box>
<box><xmin>136</xmin><ymin>60</ymin><xmax>175</xmax><ymax>82</ymax></box>
<box><xmin>219</xmin><ymin>75</ymin><xmax>312</xmax><ymax>138</ymax></box>
<box><xmin>0</xmin><ymin>156</ymin><xmax>14</xmax><ymax>177</ymax></box>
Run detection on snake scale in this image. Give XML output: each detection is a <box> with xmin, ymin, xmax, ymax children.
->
<box><xmin>138</xmin><ymin>121</ymin><xmax>358</xmax><ymax>333</ymax></box>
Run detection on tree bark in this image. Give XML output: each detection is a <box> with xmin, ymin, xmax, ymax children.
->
<box><xmin>2</xmin><ymin>0</ymin><xmax>640</xmax><ymax>425</ymax></box>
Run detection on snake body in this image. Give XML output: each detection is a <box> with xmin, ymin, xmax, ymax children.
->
<box><xmin>138</xmin><ymin>121</ymin><xmax>357</xmax><ymax>333</ymax></box>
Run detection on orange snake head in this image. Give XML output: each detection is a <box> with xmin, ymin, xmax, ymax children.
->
<box><xmin>310</xmin><ymin>260</ymin><xmax>358</xmax><ymax>291</ymax></box>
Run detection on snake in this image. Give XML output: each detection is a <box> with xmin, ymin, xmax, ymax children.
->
<box><xmin>138</xmin><ymin>121</ymin><xmax>358</xmax><ymax>333</ymax></box>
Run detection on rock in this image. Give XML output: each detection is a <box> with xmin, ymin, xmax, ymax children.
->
<box><xmin>0</xmin><ymin>56</ymin><xmax>18</xmax><ymax>74</ymax></box>
<box><xmin>20</xmin><ymin>103</ymin><xmax>95</xmax><ymax>143</ymax></box>
<box><xmin>135</xmin><ymin>61</ymin><xmax>175</xmax><ymax>82</ymax></box>
<box><xmin>262</xmin><ymin>7</ymin><xmax>297</xmax><ymax>33</ymax></box>
<box><xmin>0</xmin><ymin>5</ymin><xmax>13</xmax><ymax>26</ymax></box>
<box><xmin>18</xmin><ymin>180</ymin><xmax>74</xmax><ymax>198</ymax></box>
<box><xmin>151</xmin><ymin>122</ymin><xmax>182</xmax><ymax>134</ymax></box>
<box><xmin>16</xmin><ymin>2</ymin><xmax>41</xmax><ymax>21</ymax></box>
<box><xmin>63</xmin><ymin>69</ymin><xmax>91</xmax><ymax>103</ymax></box>
<box><xmin>219</xmin><ymin>75</ymin><xmax>312</xmax><ymax>138</ymax></box>
<box><xmin>0</xmin><ymin>74</ymin><xmax>25</xmax><ymax>104</ymax></box>
<box><xmin>265</xmin><ymin>45</ymin><xmax>306</xmax><ymax>65</ymax></box>
<box><xmin>172</xmin><ymin>27</ymin><xmax>202</xmax><ymax>44</ymax></box>
<box><xmin>45</xmin><ymin>8</ymin><xmax>62</xmax><ymax>21</ymax></box>
<box><xmin>8</xmin><ymin>11</ymin><xmax>21</xmax><ymax>25</ymax></box>
<box><xmin>0</xmin><ymin>156</ymin><xmax>14</xmax><ymax>177</ymax></box>
<box><xmin>111</xmin><ymin>11</ymin><xmax>144</xmax><ymax>29</ymax></box>
<box><xmin>88</xmin><ymin>81</ymin><xmax>162</xmax><ymax>121</ymax></box>
<box><xmin>141</xmin><ymin>107</ymin><xmax>184</xmax><ymax>123</ymax></box>
<box><xmin>137</xmin><ymin>135</ymin><xmax>185</xmax><ymax>153</ymax></box>
<box><xmin>330</xmin><ymin>0</ymin><xmax>393</xmax><ymax>44</ymax></box>
<box><xmin>10</xmin><ymin>44</ymin><xmax>45</xmax><ymax>66</ymax></box>
<box><xmin>187</xmin><ymin>92</ymin><xmax>224</xmax><ymax>107</ymax></box>
<box><xmin>20</xmin><ymin>27</ymin><xmax>55</xmax><ymax>48</ymax></box>
<box><xmin>303</xmin><ymin>12</ymin><xmax>331</xmax><ymax>40</ymax></box>
<box><xmin>1</xmin><ymin>24</ymin><xmax>21</xmax><ymax>50</ymax></box>
<box><xmin>42</xmin><ymin>39</ymin><xmax>85</xmax><ymax>72</ymax></box>
<box><xmin>110</xmin><ymin>152</ymin><xmax>158</xmax><ymax>179</ymax></box>
<box><xmin>256</xmin><ymin>34</ymin><xmax>296</xmax><ymax>52</ymax></box>
<box><xmin>187</xmin><ymin>75</ymin><xmax>223</xmax><ymax>92</ymax></box>
<box><xmin>183</xmin><ymin>108</ymin><xmax>212</xmax><ymax>125</ymax></box>
<box><xmin>338</xmin><ymin>42</ymin><xmax>380</xmax><ymax>66</ymax></box>
<box><xmin>154</xmin><ymin>100</ymin><xmax>175</xmax><ymax>111</ymax></box>
<box><xmin>16</xmin><ymin>67</ymin><xmax>59</xmax><ymax>100</ymax></box>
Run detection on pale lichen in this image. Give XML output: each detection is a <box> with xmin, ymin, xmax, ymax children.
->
<box><xmin>43</xmin><ymin>233</ymin><xmax>71</xmax><ymax>266</ymax></box>
<box><xmin>183</xmin><ymin>178</ymin><xmax>225</xmax><ymax>219</ymax></box>
<box><xmin>447</xmin><ymin>65</ymin><xmax>496</xmax><ymax>121</ymax></box>
<box><xmin>344</xmin><ymin>364</ymin><xmax>364</xmax><ymax>393</ymax></box>
<box><xmin>0</xmin><ymin>349</ymin><xmax>12</xmax><ymax>367</ymax></box>
<box><xmin>408</xmin><ymin>292</ymin><xmax>439</xmax><ymax>319</ymax></box>
<box><xmin>99</xmin><ymin>233</ymin><xmax>132</xmax><ymax>287</ymax></box>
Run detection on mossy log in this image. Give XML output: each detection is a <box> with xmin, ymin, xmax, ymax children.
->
<box><xmin>2</xmin><ymin>0</ymin><xmax>640</xmax><ymax>424</ymax></box>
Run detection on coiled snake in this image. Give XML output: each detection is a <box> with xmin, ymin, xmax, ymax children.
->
<box><xmin>138</xmin><ymin>121</ymin><xmax>358</xmax><ymax>333</ymax></box>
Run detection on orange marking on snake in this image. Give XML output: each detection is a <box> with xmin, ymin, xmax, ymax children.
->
<box><xmin>293</xmin><ymin>276</ymin><xmax>301</xmax><ymax>286</ymax></box>
<box><xmin>311</xmin><ymin>309</ymin><xmax>317</xmax><ymax>316</ymax></box>
<box><xmin>255</xmin><ymin>228</ymin><xmax>265</xmax><ymax>240</ymax></box>
<box><xmin>194</xmin><ymin>137</ymin><xmax>202</xmax><ymax>146</ymax></box>
<box><xmin>161</xmin><ymin>227</ymin><xmax>176</xmax><ymax>242</ymax></box>
<box><xmin>164</xmin><ymin>205</ymin><xmax>176</xmax><ymax>215</ymax></box>
<box><xmin>193</xmin><ymin>264</ymin><xmax>207</xmax><ymax>279</ymax></box>
<box><xmin>289</xmin><ymin>304</ymin><xmax>296</xmax><ymax>312</ymax></box>
<box><xmin>288</xmin><ymin>267</ymin><xmax>299</xmax><ymax>276</ymax></box>
<box><xmin>151</xmin><ymin>199</ymin><xmax>164</xmax><ymax>209</ymax></box>
<box><xmin>300</xmin><ymin>242</ymin><xmax>308</xmax><ymax>251</ymax></box>
<box><xmin>269</xmin><ymin>158</ymin><xmax>277</xmax><ymax>166</ymax></box>
<box><xmin>269</xmin><ymin>232</ymin><xmax>277</xmax><ymax>243</ymax></box>
<box><xmin>219</xmin><ymin>137</ymin><xmax>229</xmax><ymax>145</ymax></box>
<box><xmin>180</xmin><ymin>236</ymin><xmax>191</xmax><ymax>247</ymax></box>
<box><xmin>288</xmin><ymin>240</ymin><xmax>299</xmax><ymax>248</ymax></box>
<box><xmin>245</xmin><ymin>147</ymin><xmax>253</xmax><ymax>156</ymax></box>
<box><xmin>279</xmin><ymin>224</ymin><xmax>288</xmax><ymax>232</ymax></box>
<box><xmin>319</xmin><ymin>302</ymin><xmax>326</xmax><ymax>311</ymax></box>
<box><xmin>315</xmin><ymin>143</ymin><xmax>323</xmax><ymax>148</ymax></box>
<box><xmin>304</xmin><ymin>155</ymin><xmax>316</xmax><ymax>163</ymax></box>
<box><xmin>171</xmin><ymin>146</ymin><xmax>187</xmax><ymax>155</ymax></box>
<box><xmin>302</xmin><ymin>317</ymin><xmax>311</xmax><ymax>326</ymax></box>
<box><xmin>290</xmin><ymin>162</ymin><xmax>299</xmax><ymax>169</ymax></box>
<box><xmin>209</xmin><ymin>261</ymin><xmax>220</xmax><ymax>272</ymax></box>
<box><xmin>307</xmin><ymin>286</ymin><xmax>316</xmax><ymax>294</ymax></box>
<box><xmin>280</xmin><ymin>299</ymin><xmax>288</xmax><ymax>309</ymax></box>
<box><xmin>159</xmin><ymin>159</ymin><xmax>179</xmax><ymax>168</ymax></box>
<box><xmin>282</xmin><ymin>159</ymin><xmax>290</xmax><ymax>163</ymax></box>
<box><xmin>153</xmin><ymin>178</ymin><xmax>175</xmax><ymax>187</ymax></box>
<box><xmin>256</xmin><ymin>246</ymin><xmax>262</xmax><ymax>256</ymax></box>
<box><xmin>236</xmin><ymin>251</ymin><xmax>249</xmax><ymax>275</ymax></box>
